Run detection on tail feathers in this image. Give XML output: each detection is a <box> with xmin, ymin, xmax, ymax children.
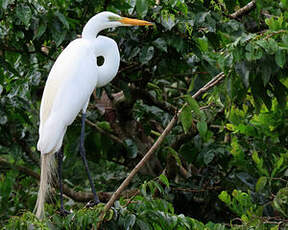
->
<box><xmin>34</xmin><ymin>153</ymin><xmax>56</xmax><ymax>219</ymax></box>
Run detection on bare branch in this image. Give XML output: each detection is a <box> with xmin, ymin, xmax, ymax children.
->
<box><xmin>229</xmin><ymin>0</ymin><xmax>256</xmax><ymax>19</ymax></box>
<box><xmin>99</xmin><ymin>72</ymin><xmax>225</xmax><ymax>224</ymax></box>
<box><xmin>0</xmin><ymin>156</ymin><xmax>137</xmax><ymax>202</ymax></box>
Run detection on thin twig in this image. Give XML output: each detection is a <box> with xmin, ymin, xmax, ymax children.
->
<box><xmin>85</xmin><ymin>118</ymin><xmax>123</xmax><ymax>145</ymax></box>
<box><xmin>172</xmin><ymin>186</ymin><xmax>222</xmax><ymax>193</ymax></box>
<box><xmin>98</xmin><ymin>72</ymin><xmax>225</xmax><ymax>225</ymax></box>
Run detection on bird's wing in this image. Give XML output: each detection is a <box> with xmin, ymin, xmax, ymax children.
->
<box><xmin>38</xmin><ymin>39</ymin><xmax>98</xmax><ymax>154</ymax></box>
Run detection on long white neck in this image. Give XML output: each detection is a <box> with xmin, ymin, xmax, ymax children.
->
<box><xmin>82</xmin><ymin>13</ymin><xmax>116</xmax><ymax>39</ymax></box>
<box><xmin>92</xmin><ymin>36</ymin><xmax>120</xmax><ymax>87</ymax></box>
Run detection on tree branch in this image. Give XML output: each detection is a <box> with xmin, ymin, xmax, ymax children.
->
<box><xmin>0</xmin><ymin>156</ymin><xmax>137</xmax><ymax>202</ymax></box>
<box><xmin>85</xmin><ymin>118</ymin><xmax>123</xmax><ymax>145</ymax></box>
<box><xmin>99</xmin><ymin>72</ymin><xmax>225</xmax><ymax>224</ymax></box>
<box><xmin>229</xmin><ymin>0</ymin><xmax>256</xmax><ymax>19</ymax></box>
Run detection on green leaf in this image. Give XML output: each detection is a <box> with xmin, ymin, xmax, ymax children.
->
<box><xmin>235</xmin><ymin>61</ymin><xmax>250</xmax><ymax>88</ymax></box>
<box><xmin>166</xmin><ymin>146</ymin><xmax>182</xmax><ymax>166</ymax></box>
<box><xmin>152</xmin><ymin>181</ymin><xmax>164</xmax><ymax>194</ymax></box>
<box><xmin>169</xmin><ymin>35</ymin><xmax>184</xmax><ymax>52</ymax></box>
<box><xmin>267</xmin><ymin>38</ymin><xmax>279</xmax><ymax>54</ymax></box>
<box><xmin>16</xmin><ymin>4</ymin><xmax>32</xmax><ymax>27</ymax></box>
<box><xmin>179</xmin><ymin>105</ymin><xmax>193</xmax><ymax>134</ymax></box>
<box><xmin>275</xmin><ymin>49</ymin><xmax>286</xmax><ymax>68</ymax></box>
<box><xmin>204</xmin><ymin>150</ymin><xmax>215</xmax><ymax>165</ymax></box>
<box><xmin>179</xmin><ymin>142</ymin><xmax>197</xmax><ymax>163</ymax></box>
<box><xmin>51</xmin><ymin>20</ymin><xmax>66</xmax><ymax>46</ymax></box>
<box><xmin>255</xmin><ymin>176</ymin><xmax>267</xmax><ymax>192</ymax></box>
<box><xmin>261</xmin><ymin>64</ymin><xmax>272</xmax><ymax>86</ymax></box>
<box><xmin>272</xmin><ymin>156</ymin><xmax>284</xmax><ymax>177</ymax></box>
<box><xmin>273</xmin><ymin>188</ymin><xmax>288</xmax><ymax>217</ymax></box>
<box><xmin>218</xmin><ymin>191</ymin><xmax>231</xmax><ymax>206</ymax></box>
<box><xmin>224</xmin><ymin>0</ymin><xmax>237</xmax><ymax>12</ymax></box>
<box><xmin>252</xmin><ymin>150</ymin><xmax>261</xmax><ymax>165</ymax></box>
<box><xmin>124</xmin><ymin>139</ymin><xmax>138</xmax><ymax>158</ymax></box>
<box><xmin>161</xmin><ymin>12</ymin><xmax>176</xmax><ymax>30</ymax></box>
<box><xmin>139</xmin><ymin>46</ymin><xmax>154</xmax><ymax>64</ymax></box>
<box><xmin>34</xmin><ymin>19</ymin><xmax>47</xmax><ymax>40</ymax></box>
<box><xmin>0</xmin><ymin>57</ymin><xmax>19</xmax><ymax>76</ymax></box>
<box><xmin>245</xmin><ymin>43</ymin><xmax>263</xmax><ymax>61</ymax></box>
<box><xmin>55</xmin><ymin>12</ymin><xmax>69</xmax><ymax>29</ymax></box>
<box><xmin>159</xmin><ymin>174</ymin><xmax>169</xmax><ymax>188</ymax></box>
<box><xmin>184</xmin><ymin>96</ymin><xmax>206</xmax><ymax>121</ymax></box>
<box><xmin>153</xmin><ymin>38</ymin><xmax>167</xmax><ymax>52</ymax></box>
<box><xmin>136</xmin><ymin>219</ymin><xmax>151</xmax><ymax>230</ymax></box>
<box><xmin>97</xmin><ymin>121</ymin><xmax>112</xmax><ymax>131</ymax></box>
<box><xmin>136</xmin><ymin>0</ymin><xmax>148</xmax><ymax>18</ymax></box>
<box><xmin>197</xmin><ymin>120</ymin><xmax>207</xmax><ymax>138</ymax></box>
<box><xmin>129</xmin><ymin>46</ymin><xmax>140</xmax><ymax>60</ymax></box>
<box><xmin>140</xmin><ymin>182</ymin><xmax>147</xmax><ymax>197</ymax></box>
<box><xmin>1</xmin><ymin>0</ymin><xmax>13</xmax><ymax>10</ymax></box>
<box><xmin>196</xmin><ymin>36</ymin><xmax>208</xmax><ymax>52</ymax></box>
<box><xmin>272</xmin><ymin>78</ymin><xmax>287</xmax><ymax>108</ymax></box>
<box><xmin>281</xmin><ymin>0</ymin><xmax>288</xmax><ymax>8</ymax></box>
<box><xmin>124</xmin><ymin>214</ymin><xmax>136</xmax><ymax>230</ymax></box>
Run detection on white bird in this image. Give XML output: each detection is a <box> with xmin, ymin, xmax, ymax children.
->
<box><xmin>35</xmin><ymin>11</ymin><xmax>152</xmax><ymax>218</ymax></box>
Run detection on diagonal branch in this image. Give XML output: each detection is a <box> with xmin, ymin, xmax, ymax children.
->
<box><xmin>229</xmin><ymin>0</ymin><xmax>256</xmax><ymax>19</ymax></box>
<box><xmin>99</xmin><ymin>72</ymin><xmax>225</xmax><ymax>223</ymax></box>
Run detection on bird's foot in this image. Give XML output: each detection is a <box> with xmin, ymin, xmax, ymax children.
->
<box><xmin>85</xmin><ymin>200</ymin><xmax>100</xmax><ymax>208</ymax></box>
<box><xmin>58</xmin><ymin>207</ymin><xmax>71</xmax><ymax>217</ymax></box>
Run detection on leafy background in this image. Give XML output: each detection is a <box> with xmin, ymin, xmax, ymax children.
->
<box><xmin>0</xmin><ymin>0</ymin><xmax>288</xmax><ymax>229</ymax></box>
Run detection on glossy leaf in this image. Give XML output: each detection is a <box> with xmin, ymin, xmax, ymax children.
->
<box><xmin>153</xmin><ymin>38</ymin><xmax>167</xmax><ymax>52</ymax></box>
<box><xmin>255</xmin><ymin>176</ymin><xmax>267</xmax><ymax>192</ymax></box>
<box><xmin>16</xmin><ymin>4</ymin><xmax>31</xmax><ymax>27</ymax></box>
<box><xmin>275</xmin><ymin>49</ymin><xmax>286</xmax><ymax>68</ymax></box>
<box><xmin>179</xmin><ymin>105</ymin><xmax>193</xmax><ymax>134</ymax></box>
<box><xmin>139</xmin><ymin>46</ymin><xmax>154</xmax><ymax>64</ymax></box>
<box><xmin>197</xmin><ymin>120</ymin><xmax>207</xmax><ymax>138</ymax></box>
<box><xmin>136</xmin><ymin>0</ymin><xmax>148</xmax><ymax>18</ymax></box>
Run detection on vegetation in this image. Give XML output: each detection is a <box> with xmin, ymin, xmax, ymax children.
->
<box><xmin>1</xmin><ymin>0</ymin><xmax>288</xmax><ymax>229</ymax></box>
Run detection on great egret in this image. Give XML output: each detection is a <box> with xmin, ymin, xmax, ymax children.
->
<box><xmin>35</xmin><ymin>11</ymin><xmax>152</xmax><ymax>218</ymax></box>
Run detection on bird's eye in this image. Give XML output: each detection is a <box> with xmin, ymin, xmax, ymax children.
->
<box><xmin>97</xmin><ymin>56</ymin><xmax>104</xmax><ymax>66</ymax></box>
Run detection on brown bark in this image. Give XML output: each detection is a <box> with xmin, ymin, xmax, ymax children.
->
<box><xmin>229</xmin><ymin>0</ymin><xmax>256</xmax><ymax>19</ymax></box>
<box><xmin>99</xmin><ymin>72</ymin><xmax>226</xmax><ymax>225</ymax></box>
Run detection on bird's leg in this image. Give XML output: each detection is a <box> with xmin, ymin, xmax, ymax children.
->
<box><xmin>80</xmin><ymin>113</ymin><xmax>100</xmax><ymax>206</ymax></box>
<box><xmin>56</xmin><ymin>149</ymin><xmax>71</xmax><ymax>216</ymax></box>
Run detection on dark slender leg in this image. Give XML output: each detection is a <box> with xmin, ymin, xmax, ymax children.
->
<box><xmin>57</xmin><ymin>150</ymin><xmax>70</xmax><ymax>216</ymax></box>
<box><xmin>80</xmin><ymin>113</ymin><xmax>100</xmax><ymax>205</ymax></box>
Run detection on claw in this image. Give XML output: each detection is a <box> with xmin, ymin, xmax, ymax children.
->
<box><xmin>85</xmin><ymin>200</ymin><xmax>100</xmax><ymax>208</ymax></box>
<box><xmin>58</xmin><ymin>208</ymin><xmax>71</xmax><ymax>217</ymax></box>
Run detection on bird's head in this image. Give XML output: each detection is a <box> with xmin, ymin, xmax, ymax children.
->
<box><xmin>82</xmin><ymin>11</ymin><xmax>153</xmax><ymax>38</ymax></box>
<box><xmin>97</xmin><ymin>11</ymin><xmax>153</xmax><ymax>27</ymax></box>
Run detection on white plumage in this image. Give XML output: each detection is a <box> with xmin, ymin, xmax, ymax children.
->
<box><xmin>37</xmin><ymin>36</ymin><xmax>119</xmax><ymax>154</ymax></box>
<box><xmin>34</xmin><ymin>11</ymin><xmax>152</xmax><ymax>219</ymax></box>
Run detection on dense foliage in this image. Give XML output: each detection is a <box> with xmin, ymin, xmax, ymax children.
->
<box><xmin>1</xmin><ymin>0</ymin><xmax>288</xmax><ymax>229</ymax></box>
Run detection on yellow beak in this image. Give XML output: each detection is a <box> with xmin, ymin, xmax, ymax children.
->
<box><xmin>119</xmin><ymin>17</ymin><xmax>153</xmax><ymax>26</ymax></box>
